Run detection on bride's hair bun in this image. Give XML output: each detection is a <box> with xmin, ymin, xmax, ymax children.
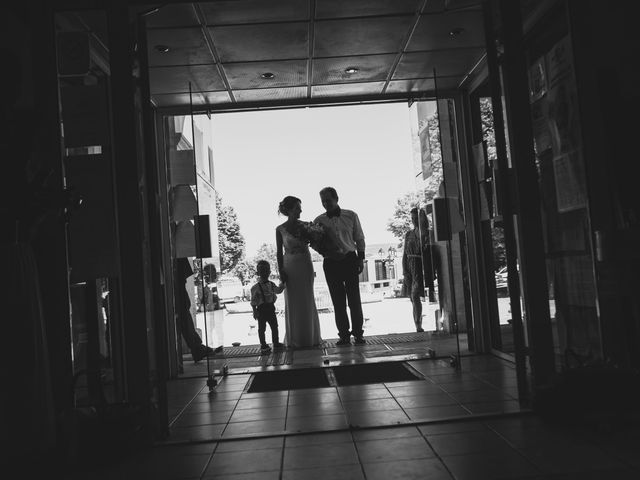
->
<box><xmin>279</xmin><ymin>196</ymin><xmax>301</xmax><ymax>215</ymax></box>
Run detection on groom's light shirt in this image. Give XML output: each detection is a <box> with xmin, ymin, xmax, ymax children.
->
<box><xmin>314</xmin><ymin>208</ymin><xmax>366</xmax><ymax>260</ymax></box>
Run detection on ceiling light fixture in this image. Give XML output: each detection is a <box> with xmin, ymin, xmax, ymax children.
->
<box><xmin>449</xmin><ymin>27</ymin><xmax>465</xmax><ymax>37</ymax></box>
<box><xmin>344</xmin><ymin>66</ymin><xmax>359</xmax><ymax>74</ymax></box>
<box><xmin>260</xmin><ymin>72</ymin><xmax>275</xmax><ymax>79</ymax></box>
<box><xmin>155</xmin><ymin>45</ymin><xmax>170</xmax><ymax>53</ymax></box>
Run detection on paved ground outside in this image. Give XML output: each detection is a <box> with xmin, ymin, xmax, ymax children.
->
<box><xmin>194</xmin><ymin>296</ymin><xmax>512</xmax><ymax>348</ymax></box>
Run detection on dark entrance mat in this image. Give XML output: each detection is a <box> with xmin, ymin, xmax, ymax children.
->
<box><xmin>247</xmin><ymin>368</ymin><xmax>331</xmax><ymax>393</ymax></box>
<box><xmin>332</xmin><ymin>362</ymin><xmax>423</xmax><ymax>386</ymax></box>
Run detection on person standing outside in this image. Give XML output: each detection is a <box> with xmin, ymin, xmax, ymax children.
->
<box><xmin>315</xmin><ymin>187</ymin><xmax>366</xmax><ymax>345</ymax></box>
<box><xmin>250</xmin><ymin>260</ymin><xmax>285</xmax><ymax>354</ymax></box>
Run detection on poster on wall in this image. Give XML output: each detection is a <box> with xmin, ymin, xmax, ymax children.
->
<box><xmin>553</xmin><ymin>152</ymin><xmax>586</xmax><ymax>213</ymax></box>
<box><xmin>530</xmin><ymin>99</ymin><xmax>553</xmax><ymax>155</ymax></box>
<box><xmin>546</xmin><ymin>36</ymin><xmax>580</xmax><ymax>156</ymax></box>
<box><xmin>528</xmin><ymin>56</ymin><xmax>547</xmax><ymax>102</ymax></box>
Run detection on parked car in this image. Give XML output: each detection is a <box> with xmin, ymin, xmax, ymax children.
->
<box><xmin>215</xmin><ymin>276</ymin><xmax>245</xmax><ymax>303</ymax></box>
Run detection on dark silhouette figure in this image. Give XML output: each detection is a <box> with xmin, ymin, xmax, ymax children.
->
<box><xmin>250</xmin><ymin>260</ymin><xmax>285</xmax><ymax>354</ymax></box>
<box><xmin>314</xmin><ymin>187</ymin><xmax>366</xmax><ymax>345</ymax></box>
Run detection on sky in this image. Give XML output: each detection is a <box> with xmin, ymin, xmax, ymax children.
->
<box><xmin>211</xmin><ymin>102</ymin><xmax>419</xmax><ymax>257</ymax></box>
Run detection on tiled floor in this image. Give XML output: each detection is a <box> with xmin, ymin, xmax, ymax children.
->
<box><xmin>64</xmin><ymin>354</ymin><xmax>640</xmax><ymax>479</ymax></box>
<box><xmin>167</xmin><ymin>356</ymin><xmax>524</xmax><ymax>442</ymax></box>
<box><xmin>71</xmin><ymin>414</ymin><xmax>640</xmax><ymax>479</ymax></box>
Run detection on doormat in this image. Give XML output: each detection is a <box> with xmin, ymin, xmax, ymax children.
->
<box><xmin>332</xmin><ymin>362</ymin><xmax>423</xmax><ymax>386</ymax></box>
<box><xmin>247</xmin><ymin>368</ymin><xmax>331</xmax><ymax>393</ymax></box>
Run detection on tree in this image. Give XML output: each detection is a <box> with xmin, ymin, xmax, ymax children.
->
<box><xmin>387</xmin><ymin>110</ymin><xmax>444</xmax><ymax>246</ymax></box>
<box><xmin>253</xmin><ymin>243</ymin><xmax>279</xmax><ymax>278</ymax></box>
<box><xmin>232</xmin><ymin>258</ymin><xmax>254</xmax><ymax>285</ymax></box>
<box><xmin>215</xmin><ymin>192</ymin><xmax>245</xmax><ymax>274</ymax></box>
<box><xmin>387</xmin><ymin>191</ymin><xmax>426</xmax><ymax>244</ymax></box>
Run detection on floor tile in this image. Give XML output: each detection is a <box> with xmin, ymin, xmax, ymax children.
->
<box><xmin>287</xmin><ymin>391</ymin><xmax>341</xmax><ymax>405</ymax></box>
<box><xmin>172</xmin><ymin>410</ymin><xmax>233</xmax><ymax>427</ymax></box>
<box><xmin>170</xmin><ymin>424</ymin><xmax>226</xmax><ymax>442</ymax></box>
<box><xmin>286</xmin><ymin>401</ymin><xmax>345</xmax><ymax>417</ymax></box>
<box><xmin>427</xmin><ymin>430</ymin><xmax>513</xmax><ymax>456</ymax></box>
<box><xmin>288</xmin><ymin>386</ymin><xmax>337</xmax><ymax>397</ymax></box>
<box><xmin>283</xmin><ymin>442</ymin><xmax>359</xmax><ymax>469</ymax></box>
<box><xmin>449</xmin><ymin>389</ymin><xmax>512</xmax><ymax>404</ymax></box>
<box><xmin>203</xmin><ymin>471</ymin><xmax>280</xmax><ymax>480</ymax></box>
<box><xmin>285</xmin><ymin>413</ymin><xmax>349</xmax><ymax>433</ymax></box>
<box><xmin>362</xmin><ymin>458</ymin><xmax>453</xmax><ymax>480</ymax></box>
<box><xmin>342</xmin><ymin>397</ymin><xmax>402</xmax><ymax>412</ymax></box>
<box><xmin>222</xmin><ymin>418</ymin><xmax>286</xmax><ymax>437</ymax></box>
<box><xmin>418</xmin><ymin>420</ymin><xmax>487</xmax><ymax>436</ymax></box>
<box><xmin>441</xmin><ymin>451</ymin><xmax>541</xmax><ymax>480</ymax></box>
<box><xmin>229</xmin><ymin>406</ymin><xmax>287</xmax><ymax>423</ymax></box>
<box><xmin>215</xmin><ymin>436</ymin><xmax>284</xmax><ymax>453</ymax></box>
<box><xmin>352</xmin><ymin>425</ymin><xmax>421</xmax><ymax>441</ymax></box>
<box><xmin>282</xmin><ymin>464</ymin><xmax>364</xmax><ymax>480</ymax></box>
<box><xmin>193</xmin><ymin>391</ymin><xmax>243</xmax><ymax>402</ymax></box>
<box><xmin>403</xmin><ymin>404</ymin><xmax>470</xmax><ymax>421</ymax></box>
<box><xmin>184</xmin><ymin>399</ymin><xmax>238</xmax><ymax>413</ymax></box>
<box><xmin>394</xmin><ymin>393</ymin><xmax>459</xmax><ymax>409</ymax></box>
<box><xmin>123</xmin><ymin>452</ymin><xmax>211</xmax><ymax>479</ymax></box>
<box><xmin>346</xmin><ymin>409</ymin><xmax>410</xmax><ymax>427</ymax></box>
<box><xmin>240</xmin><ymin>390</ymin><xmax>289</xmax><ymax>400</ymax></box>
<box><xmin>235</xmin><ymin>396</ymin><xmax>288</xmax><ymax>409</ymax></box>
<box><xmin>356</xmin><ymin>436</ymin><xmax>435</xmax><ymax>463</ymax></box>
<box><xmin>205</xmin><ymin>448</ymin><xmax>282</xmax><ymax>475</ymax></box>
<box><xmin>462</xmin><ymin>399</ymin><xmax>523</xmax><ymax>414</ymax></box>
<box><xmin>438</xmin><ymin>380</ymin><xmax>494</xmax><ymax>393</ymax></box>
<box><xmin>338</xmin><ymin>387</ymin><xmax>393</xmax><ymax>402</ymax></box>
<box><xmin>386</xmin><ymin>383</ymin><xmax>447</xmax><ymax>397</ymax></box>
<box><xmin>284</xmin><ymin>430</ymin><xmax>353</xmax><ymax>447</ymax></box>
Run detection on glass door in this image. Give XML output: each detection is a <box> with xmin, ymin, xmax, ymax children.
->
<box><xmin>408</xmin><ymin>97</ymin><xmax>471</xmax><ymax>365</ymax></box>
<box><xmin>162</xmin><ymin>108</ymin><xmax>223</xmax><ymax>376</ymax></box>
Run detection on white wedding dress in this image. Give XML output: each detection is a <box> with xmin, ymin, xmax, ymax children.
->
<box><xmin>278</xmin><ymin>225</ymin><xmax>322</xmax><ymax>348</ymax></box>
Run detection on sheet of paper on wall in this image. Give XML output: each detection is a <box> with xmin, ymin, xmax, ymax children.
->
<box><xmin>529</xmin><ymin>56</ymin><xmax>547</xmax><ymax>102</ymax></box>
<box><xmin>553</xmin><ymin>152</ymin><xmax>587</xmax><ymax>213</ymax></box>
<box><xmin>546</xmin><ymin>36</ymin><xmax>580</xmax><ymax>156</ymax></box>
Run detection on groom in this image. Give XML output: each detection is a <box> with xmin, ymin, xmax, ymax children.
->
<box><xmin>315</xmin><ymin>187</ymin><xmax>366</xmax><ymax>345</ymax></box>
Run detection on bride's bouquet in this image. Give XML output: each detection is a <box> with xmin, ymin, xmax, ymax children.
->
<box><xmin>298</xmin><ymin>221</ymin><xmax>340</xmax><ymax>258</ymax></box>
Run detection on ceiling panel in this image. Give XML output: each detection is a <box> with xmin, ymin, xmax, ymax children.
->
<box><xmin>211</xmin><ymin>23</ymin><xmax>308</xmax><ymax>62</ymax></box>
<box><xmin>312</xmin><ymin>54</ymin><xmax>396</xmax><ymax>84</ymax></box>
<box><xmin>315</xmin><ymin>0</ymin><xmax>423</xmax><ymax>19</ymax></box>
<box><xmin>153</xmin><ymin>91</ymin><xmax>231</xmax><ymax>107</ymax></box>
<box><xmin>408</xmin><ymin>11</ymin><xmax>485</xmax><ymax>51</ymax></box>
<box><xmin>314</xmin><ymin>16</ymin><xmax>414</xmax><ymax>57</ymax></box>
<box><xmin>312</xmin><ymin>82</ymin><xmax>386</xmax><ymax>98</ymax></box>
<box><xmin>386</xmin><ymin>76</ymin><xmax>463</xmax><ymax>93</ymax></box>
<box><xmin>149</xmin><ymin>65</ymin><xmax>225</xmax><ymax>94</ymax></box>
<box><xmin>222</xmin><ymin>60</ymin><xmax>308</xmax><ymax>89</ymax></box>
<box><xmin>146</xmin><ymin>28</ymin><xmax>214</xmax><ymax>67</ymax></box>
<box><xmin>393</xmin><ymin>48</ymin><xmax>484</xmax><ymax>79</ymax></box>
<box><xmin>145</xmin><ymin>4</ymin><xmax>200</xmax><ymax>28</ymax></box>
<box><xmin>201</xmin><ymin>0</ymin><xmax>309</xmax><ymax>25</ymax></box>
<box><xmin>233</xmin><ymin>87</ymin><xmax>307</xmax><ymax>102</ymax></box>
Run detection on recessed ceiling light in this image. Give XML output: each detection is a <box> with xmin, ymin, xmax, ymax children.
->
<box><xmin>260</xmin><ymin>72</ymin><xmax>275</xmax><ymax>79</ymax></box>
<box><xmin>449</xmin><ymin>27</ymin><xmax>465</xmax><ymax>37</ymax></box>
<box><xmin>344</xmin><ymin>66</ymin><xmax>359</xmax><ymax>74</ymax></box>
<box><xmin>155</xmin><ymin>45</ymin><xmax>170</xmax><ymax>53</ymax></box>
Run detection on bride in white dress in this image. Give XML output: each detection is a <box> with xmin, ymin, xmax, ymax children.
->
<box><xmin>276</xmin><ymin>196</ymin><xmax>322</xmax><ymax>348</ymax></box>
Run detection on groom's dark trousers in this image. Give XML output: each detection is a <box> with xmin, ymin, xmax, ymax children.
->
<box><xmin>323</xmin><ymin>251</ymin><xmax>364</xmax><ymax>340</ymax></box>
